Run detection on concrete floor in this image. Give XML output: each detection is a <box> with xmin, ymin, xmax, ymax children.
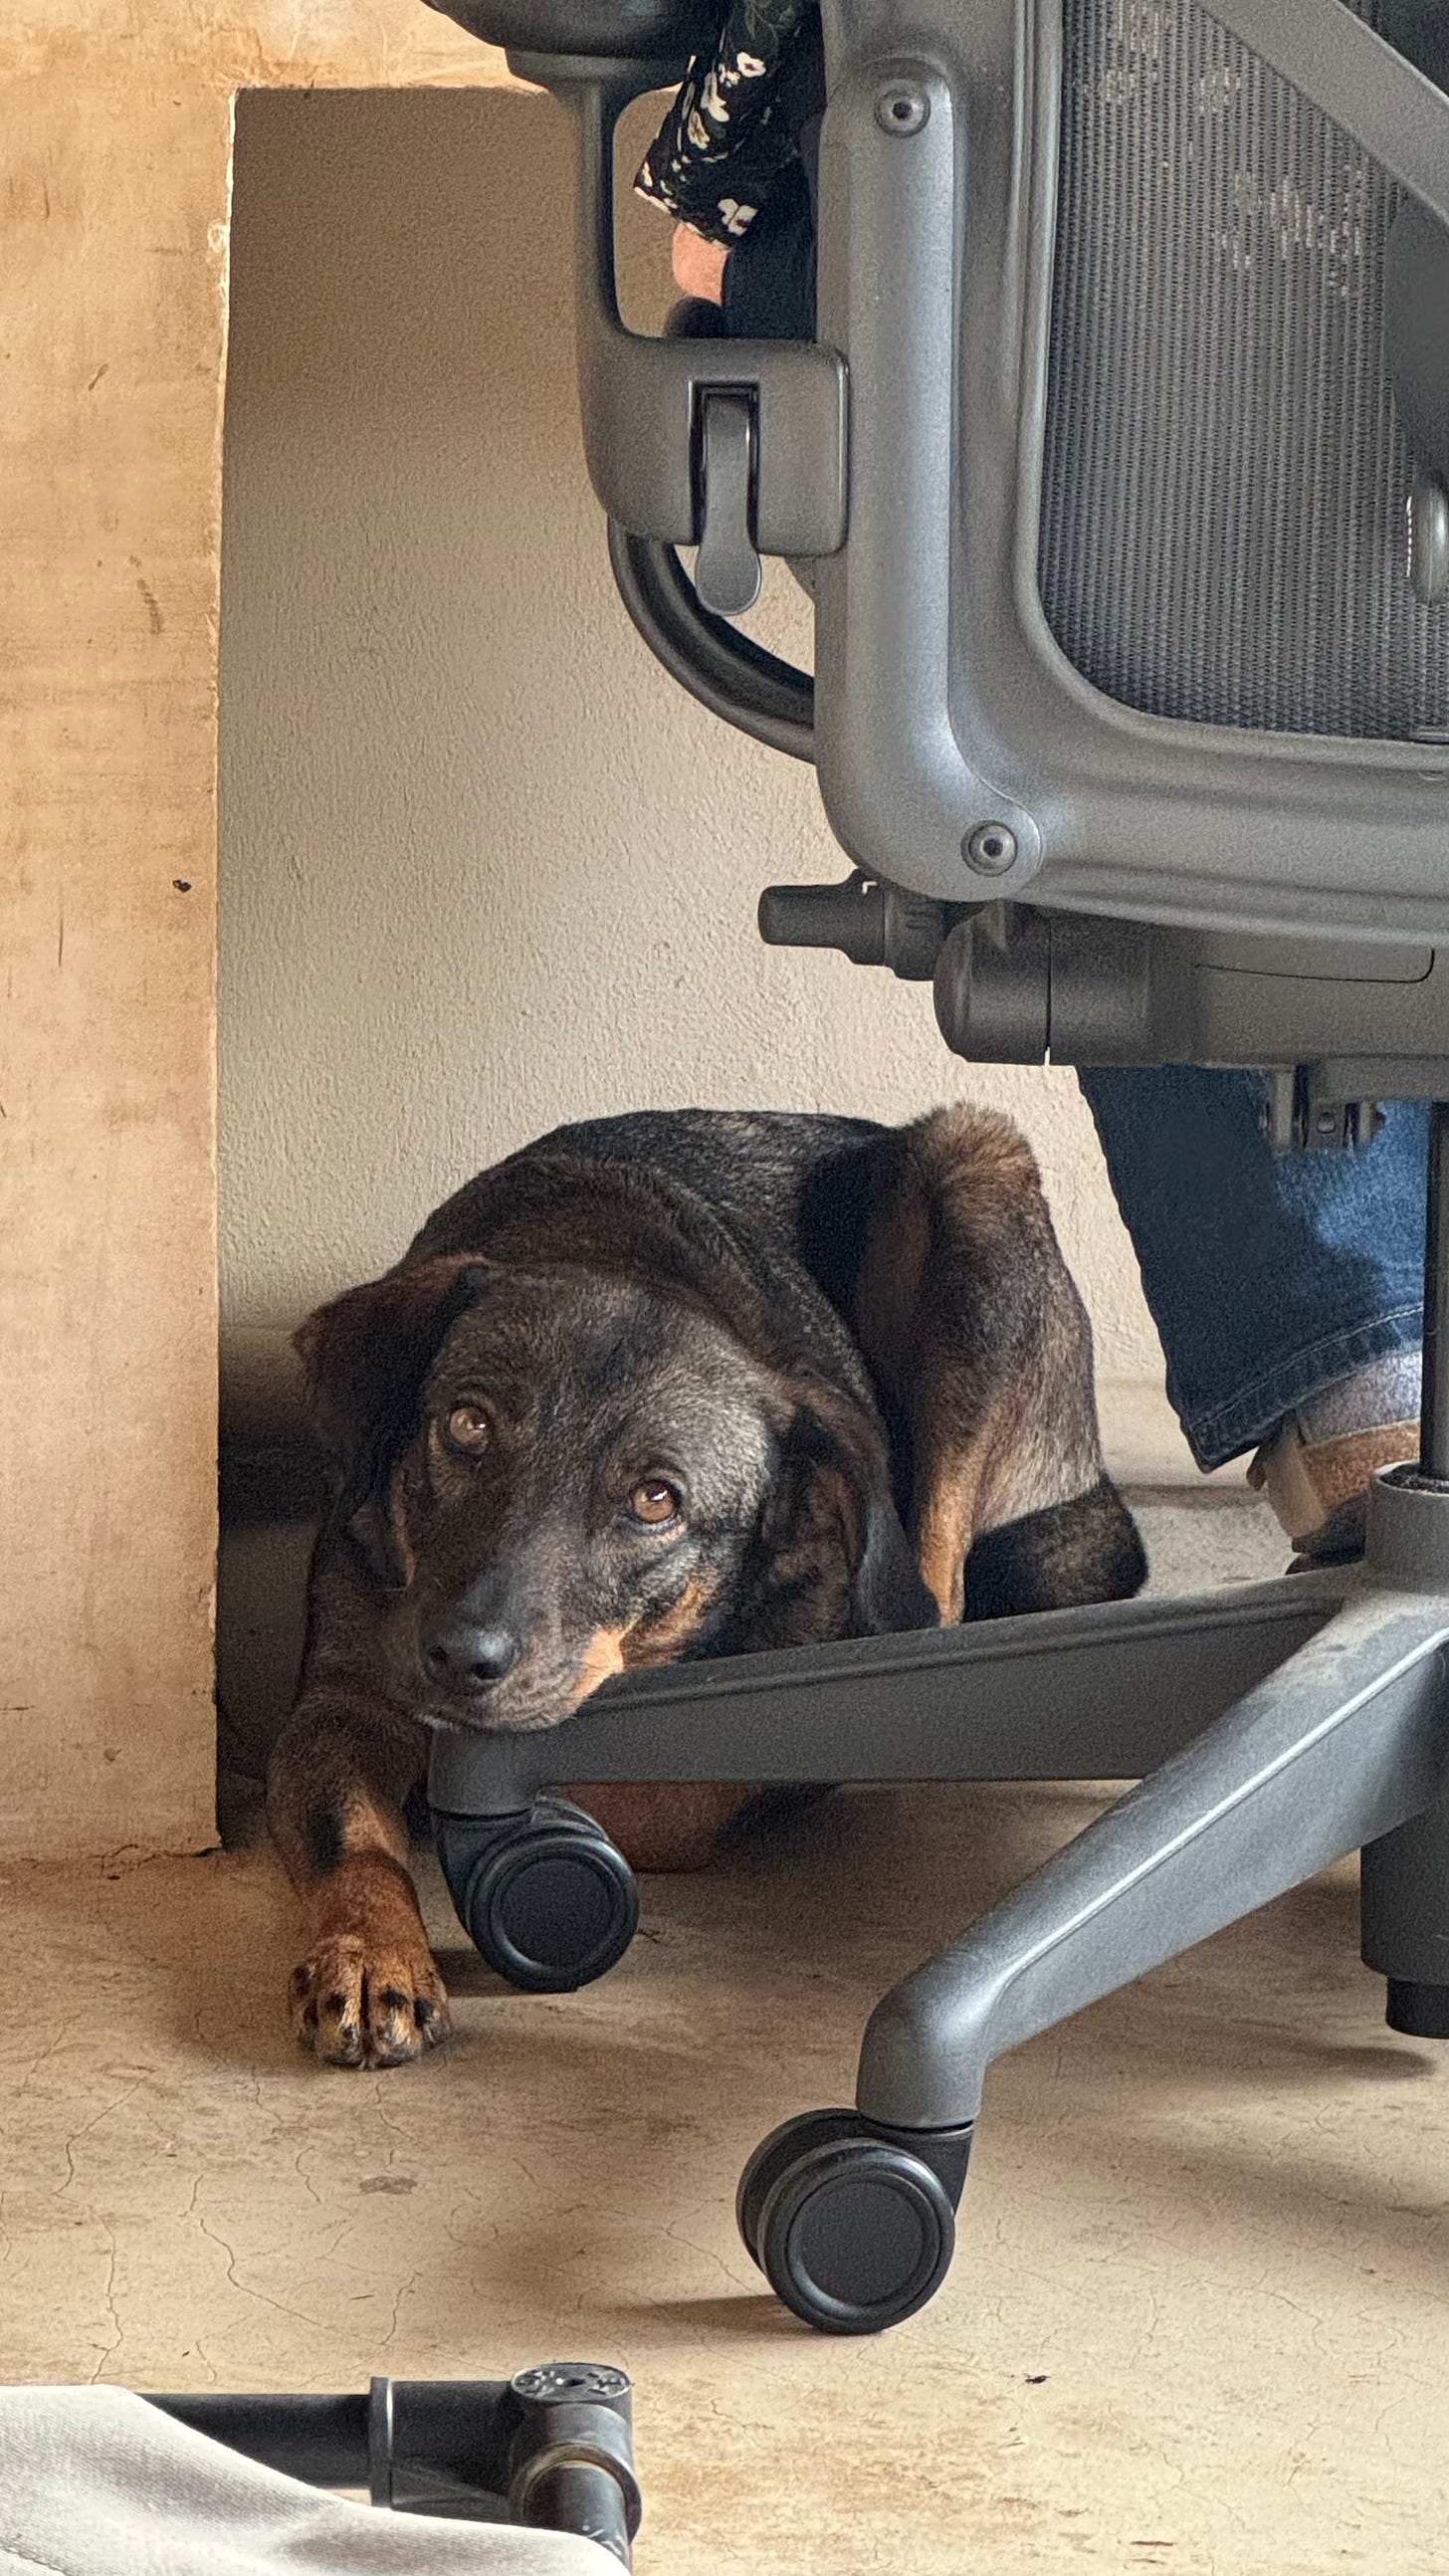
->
<box><xmin>5</xmin><ymin>1494</ymin><xmax>1448</xmax><ymax>2572</ymax></box>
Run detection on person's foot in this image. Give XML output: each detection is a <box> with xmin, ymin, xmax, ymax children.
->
<box><xmin>1248</xmin><ymin>1351</ymin><xmax>1421</xmax><ymax>1563</ymax></box>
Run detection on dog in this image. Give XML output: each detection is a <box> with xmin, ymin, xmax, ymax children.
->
<box><xmin>267</xmin><ymin>1106</ymin><xmax>1145</xmax><ymax>2067</ymax></box>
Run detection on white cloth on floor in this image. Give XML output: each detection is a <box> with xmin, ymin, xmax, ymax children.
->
<box><xmin>0</xmin><ymin>2387</ymin><xmax>614</xmax><ymax>2575</ymax></box>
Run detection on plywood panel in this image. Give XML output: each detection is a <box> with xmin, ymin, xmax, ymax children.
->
<box><xmin>7</xmin><ymin>3</ymin><xmax>518</xmax><ymax>88</ymax></box>
<box><xmin>0</xmin><ymin>10</ymin><xmax>523</xmax><ymax>1856</ymax></box>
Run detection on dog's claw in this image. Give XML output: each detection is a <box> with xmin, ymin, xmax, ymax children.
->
<box><xmin>290</xmin><ymin>1935</ymin><xmax>451</xmax><ymax>2070</ymax></box>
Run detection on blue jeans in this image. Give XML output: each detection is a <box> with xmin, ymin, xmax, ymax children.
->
<box><xmin>1079</xmin><ymin>1070</ymin><xmax>1428</xmax><ymax>1470</ymax></box>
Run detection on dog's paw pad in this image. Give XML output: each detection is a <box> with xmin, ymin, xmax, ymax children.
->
<box><xmin>289</xmin><ymin>1936</ymin><xmax>451</xmax><ymax>2070</ymax></box>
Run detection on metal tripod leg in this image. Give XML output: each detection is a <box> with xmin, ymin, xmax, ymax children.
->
<box><xmin>857</xmin><ymin>1567</ymin><xmax>1449</xmax><ymax>2130</ymax></box>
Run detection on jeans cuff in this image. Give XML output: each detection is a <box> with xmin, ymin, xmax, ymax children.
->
<box><xmin>1175</xmin><ymin>1304</ymin><xmax>1425</xmax><ymax>1473</ymax></box>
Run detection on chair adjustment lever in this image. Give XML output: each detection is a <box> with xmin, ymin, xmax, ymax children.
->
<box><xmin>694</xmin><ymin>389</ymin><xmax>761</xmax><ymax>617</ymax></box>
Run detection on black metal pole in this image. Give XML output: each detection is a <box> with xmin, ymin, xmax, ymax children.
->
<box><xmin>146</xmin><ymin>2393</ymin><xmax>370</xmax><ymax>2487</ymax></box>
<box><xmin>1419</xmin><ymin>1100</ymin><xmax>1449</xmax><ymax>1480</ymax></box>
<box><xmin>147</xmin><ymin>2371</ymin><xmax>639</xmax><ymax>2565</ymax></box>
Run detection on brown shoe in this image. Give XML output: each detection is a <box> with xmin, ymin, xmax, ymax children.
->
<box><xmin>1248</xmin><ymin>1417</ymin><xmax>1419</xmax><ymax>1562</ymax></box>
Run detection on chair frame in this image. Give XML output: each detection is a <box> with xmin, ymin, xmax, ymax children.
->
<box><xmin>419</xmin><ymin>0</ymin><xmax>1449</xmax><ymax>2332</ymax></box>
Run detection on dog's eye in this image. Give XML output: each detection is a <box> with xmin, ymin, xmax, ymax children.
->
<box><xmin>444</xmin><ymin>1402</ymin><xmax>492</xmax><ymax>1453</ymax></box>
<box><xmin>629</xmin><ymin>1478</ymin><xmax>682</xmax><ymax>1527</ymax></box>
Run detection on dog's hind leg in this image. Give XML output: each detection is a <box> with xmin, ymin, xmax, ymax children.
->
<box><xmin>851</xmin><ymin>1107</ymin><xmax>1146</xmax><ymax>1619</ymax></box>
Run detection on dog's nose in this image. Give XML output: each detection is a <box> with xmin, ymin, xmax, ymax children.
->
<box><xmin>422</xmin><ymin>1618</ymin><xmax>520</xmax><ymax>1694</ymax></box>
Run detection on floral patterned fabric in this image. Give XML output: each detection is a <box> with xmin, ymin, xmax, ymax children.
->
<box><xmin>634</xmin><ymin>0</ymin><xmax>814</xmax><ymax>245</ymax></box>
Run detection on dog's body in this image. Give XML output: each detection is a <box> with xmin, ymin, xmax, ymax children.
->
<box><xmin>269</xmin><ymin>1107</ymin><xmax>1144</xmax><ymax>2066</ymax></box>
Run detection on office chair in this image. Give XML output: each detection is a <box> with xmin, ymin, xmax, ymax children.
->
<box><xmin>419</xmin><ymin>0</ymin><xmax>1449</xmax><ymax>2334</ymax></box>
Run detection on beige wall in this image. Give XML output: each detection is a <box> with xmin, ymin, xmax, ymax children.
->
<box><xmin>219</xmin><ymin>87</ymin><xmax>1163</xmax><ymax>1394</ymax></box>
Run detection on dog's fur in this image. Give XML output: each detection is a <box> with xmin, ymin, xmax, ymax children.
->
<box><xmin>268</xmin><ymin>1107</ymin><xmax>1145</xmax><ymax>2066</ymax></box>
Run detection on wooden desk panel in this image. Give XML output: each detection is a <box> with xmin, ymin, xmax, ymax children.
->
<box><xmin>0</xmin><ymin>8</ymin><xmax>520</xmax><ymax>1854</ymax></box>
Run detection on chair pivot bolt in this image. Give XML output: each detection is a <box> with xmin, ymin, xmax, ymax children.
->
<box><xmin>875</xmin><ymin>83</ymin><xmax>930</xmax><ymax>136</ymax></box>
<box><xmin>963</xmin><ymin>821</ymin><xmax>1018</xmax><ymax>876</ymax></box>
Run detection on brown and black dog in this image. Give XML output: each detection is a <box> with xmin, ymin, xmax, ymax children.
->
<box><xmin>268</xmin><ymin>1107</ymin><xmax>1145</xmax><ymax>2068</ymax></box>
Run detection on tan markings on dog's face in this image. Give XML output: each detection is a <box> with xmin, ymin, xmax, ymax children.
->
<box><xmin>620</xmin><ymin>1574</ymin><xmax>720</xmax><ymax>1668</ymax></box>
<box><xmin>568</xmin><ymin>1625</ymin><xmax>628</xmax><ymax>1706</ymax></box>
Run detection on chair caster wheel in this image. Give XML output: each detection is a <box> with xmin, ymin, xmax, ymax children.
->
<box><xmin>736</xmin><ymin>2109</ymin><xmax>963</xmax><ymax>2334</ymax></box>
<box><xmin>435</xmin><ymin>1799</ymin><xmax>640</xmax><ymax>1993</ymax></box>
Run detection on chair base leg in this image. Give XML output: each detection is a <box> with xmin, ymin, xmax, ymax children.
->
<box><xmin>741</xmin><ymin>1559</ymin><xmax>1449</xmax><ymax>2329</ymax></box>
<box><xmin>856</xmin><ymin>1569</ymin><xmax>1449</xmax><ymax>2132</ymax></box>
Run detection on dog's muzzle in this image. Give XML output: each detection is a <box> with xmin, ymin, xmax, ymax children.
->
<box><xmin>419</xmin><ymin>1612</ymin><xmax>521</xmax><ymax>1700</ymax></box>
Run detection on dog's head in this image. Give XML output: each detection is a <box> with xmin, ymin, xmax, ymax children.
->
<box><xmin>299</xmin><ymin>1256</ymin><xmax>935</xmax><ymax>1731</ymax></box>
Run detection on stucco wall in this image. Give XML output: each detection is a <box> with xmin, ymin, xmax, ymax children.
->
<box><xmin>219</xmin><ymin>86</ymin><xmax>1163</xmax><ymax>1394</ymax></box>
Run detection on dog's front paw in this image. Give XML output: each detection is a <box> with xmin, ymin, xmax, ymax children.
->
<box><xmin>290</xmin><ymin>1934</ymin><xmax>451</xmax><ymax>2069</ymax></box>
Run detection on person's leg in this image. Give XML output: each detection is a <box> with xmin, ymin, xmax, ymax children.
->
<box><xmin>1079</xmin><ymin>1067</ymin><xmax>1425</xmax><ymax>1546</ymax></box>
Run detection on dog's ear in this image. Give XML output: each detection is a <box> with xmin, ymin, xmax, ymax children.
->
<box><xmin>780</xmin><ymin>1385</ymin><xmax>939</xmax><ymax>1637</ymax></box>
<box><xmin>295</xmin><ymin>1255</ymin><xmax>490</xmax><ymax>1520</ymax></box>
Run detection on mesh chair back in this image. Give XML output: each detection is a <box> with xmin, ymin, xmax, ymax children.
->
<box><xmin>1040</xmin><ymin>0</ymin><xmax>1448</xmax><ymax>740</ymax></box>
